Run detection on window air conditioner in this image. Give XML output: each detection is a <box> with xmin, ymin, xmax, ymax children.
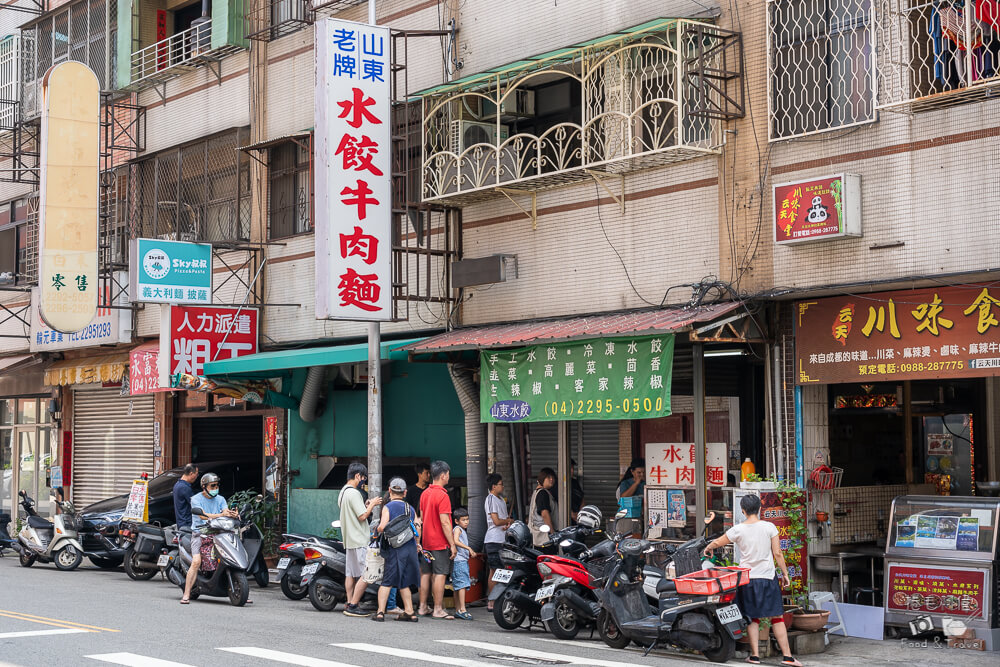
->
<box><xmin>449</xmin><ymin>120</ymin><xmax>509</xmax><ymax>153</ymax></box>
<box><xmin>481</xmin><ymin>89</ymin><xmax>536</xmax><ymax>119</ymax></box>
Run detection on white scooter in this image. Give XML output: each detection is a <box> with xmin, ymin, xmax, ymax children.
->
<box><xmin>16</xmin><ymin>490</ymin><xmax>84</xmax><ymax>570</ymax></box>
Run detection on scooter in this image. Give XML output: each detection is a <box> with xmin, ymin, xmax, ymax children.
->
<box><xmin>161</xmin><ymin>508</ymin><xmax>252</xmax><ymax>606</ymax></box>
<box><xmin>595</xmin><ymin>512</ymin><xmax>747</xmax><ymax>663</ymax></box>
<box><xmin>119</xmin><ymin>520</ymin><xmax>174</xmax><ymax>581</ymax></box>
<box><xmin>0</xmin><ymin>512</ymin><xmax>18</xmax><ymax>556</ymax></box>
<box><xmin>16</xmin><ymin>490</ymin><xmax>84</xmax><ymax>570</ymax></box>
<box><xmin>301</xmin><ymin>521</ymin><xmax>377</xmax><ymax>612</ymax></box>
<box><xmin>276</xmin><ymin>532</ymin><xmax>338</xmax><ymax>600</ymax></box>
<box><xmin>240</xmin><ymin>499</ymin><xmax>270</xmax><ymax>588</ymax></box>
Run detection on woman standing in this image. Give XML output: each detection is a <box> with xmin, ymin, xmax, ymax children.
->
<box><xmin>371</xmin><ymin>478</ymin><xmax>420</xmax><ymax>623</ymax></box>
<box><xmin>704</xmin><ymin>494</ymin><xmax>802</xmax><ymax>666</ymax></box>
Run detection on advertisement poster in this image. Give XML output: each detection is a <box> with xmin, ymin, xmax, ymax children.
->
<box><xmin>887</xmin><ymin>564</ymin><xmax>985</xmax><ymax>617</ymax></box>
<box><xmin>647</xmin><ymin>488</ymin><xmax>668</xmax><ymax>510</ymax></box>
<box><xmin>895</xmin><ymin>523</ymin><xmax>916</xmax><ymax>547</ymax></box>
<box><xmin>927</xmin><ymin>433</ymin><xmax>954</xmax><ymax>456</ymax></box>
<box><xmin>913</xmin><ymin>515</ymin><xmax>960</xmax><ymax>550</ymax></box>
<box><xmin>759</xmin><ymin>491</ymin><xmax>808</xmax><ymax>588</ymax></box>
<box><xmin>264</xmin><ymin>416</ymin><xmax>279</xmax><ymax>501</ymax></box>
<box><xmin>956</xmin><ymin>517</ymin><xmax>979</xmax><ymax>551</ymax></box>
<box><xmin>481</xmin><ymin>334</ymin><xmax>674</xmax><ymax>423</ymax></box>
<box><xmin>158</xmin><ymin>305</ymin><xmax>259</xmax><ymax>386</ymax></box>
<box><xmin>774</xmin><ymin>173</ymin><xmax>860</xmax><ymax>243</ymax></box>
<box><xmin>130</xmin><ymin>238</ymin><xmax>213</xmax><ymax>305</ymax></box>
<box><xmin>666</xmin><ymin>490</ymin><xmax>687</xmax><ymax>527</ymax></box>
<box><xmin>122</xmin><ymin>480</ymin><xmax>149</xmax><ymax>523</ymax></box>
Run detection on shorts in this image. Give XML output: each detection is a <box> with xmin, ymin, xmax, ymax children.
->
<box><xmin>451</xmin><ymin>560</ymin><xmax>471</xmax><ymax>590</ymax></box>
<box><xmin>485</xmin><ymin>542</ymin><xmax>504</xmax><ymax>570</ymax></box>
<box><xmin>345</xmin><ymin>547</ymin><xmax>367</xmax><ymax>579</ymax></box>
<box><xmin>420</xmin><ymin>548</ymin><xmax>452</xmax><ymax>576</ymax></box>
<box><xmin>190</xmin><ymin>532</ymin><xmax>203</xmax><ymax>555</ymax></box>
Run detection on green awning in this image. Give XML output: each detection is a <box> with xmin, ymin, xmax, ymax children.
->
<box><xmin>203</xmin><ymin>337</ymin><xmax>426</xmax><ymax>376</ymax></box>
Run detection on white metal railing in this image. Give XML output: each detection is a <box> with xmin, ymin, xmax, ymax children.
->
<box><xmin>130</xmin><ymin>20</ymin><xmax>213</xmax><ymax>86</ymax></box>
<box><xmin>420</xmin><ymin>19</ymin><xmax>726</xmax><ymax>203</ymax></box>
<box><xmin>0</xmin><ymin>35</ymin><xmax>19</xmax><ymax>131</ymax></box>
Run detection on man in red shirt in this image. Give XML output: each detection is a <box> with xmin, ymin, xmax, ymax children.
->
<box><xmin>417</xmin><ymin>460</ymin><xmax>456</xmax><ymax>619</ymax></box>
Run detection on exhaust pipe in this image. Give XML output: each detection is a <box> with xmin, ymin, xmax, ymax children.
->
<box><xmin>554</xmin><ymin>588</ymin><xmax>600</xmax><ymax>621</ymax></box>
<box><xmin>504</xmin><ymin>589</ymin><xmax>542</xmax><ymax>616</ymax></box>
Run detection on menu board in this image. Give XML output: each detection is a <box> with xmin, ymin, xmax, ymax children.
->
<box><xmin>895</xmin><ymin>514</ymin><xmax>979</xmax><ymax>551</ymax></box>
<box><xmin>887</xmin><ymin>563</ymin><xmax>986</xmax><ymax>618</ymax></box>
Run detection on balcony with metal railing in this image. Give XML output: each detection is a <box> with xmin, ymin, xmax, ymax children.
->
<box><xmin>127</xmin><ymin>19</ymin><xmax>243</xmax><ymax>91</ymax></box>
<box><xmin>245</xmin><ymin>0</ymin><xmax>313</xmax><ymax>42</ymax></box>
<box><xmin>417</xmin><ymin>18</ymin><xmax>744</xmax><ymax>205</ymax></box>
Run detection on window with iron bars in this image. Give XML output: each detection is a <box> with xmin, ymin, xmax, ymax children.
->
<box><xmin>131</xmin><ymin>128</ymin><xmax>251</xmax><ymax>243</ymax></box>
<box><xmin>20</xmin><ymin>0</ymin><xmax>115</xmax><ymax>119</ymax></box>
<box><xmin>0</xmin><ymin>196</ymin><xmax>37</xmax><ymax>285</ymax></box>
<box><xmin>268</xmin><ymin>139</ymin><xmax>312</xmax><ymax>239</ymax></box>
<box><xmin>767</xmin><ymin>0</ymin><xmax>876</xmax><ymax>140</ymax></box>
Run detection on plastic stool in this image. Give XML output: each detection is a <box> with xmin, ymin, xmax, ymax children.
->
<box><xmin>809</xmin><ymin>591</ymin><xmax>846</xmax><ymax>636</ymax></box>
<box><xmin>853</xmin><ymin>587</ymin><xmax>881</xmax><ymax>607</ymax></box>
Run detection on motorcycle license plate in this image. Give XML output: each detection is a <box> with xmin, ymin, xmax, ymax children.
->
<box><xmin>156</xmin><ymin>554</ymin><xmax>170</xmax><ymax>567</ymax></box>
<box><xmin>276</xmin><ymin>557</ymin><xmax>290</xmax><ymax>570</ymax></box>
<box><xmin>492</xmin><ymin>569</ymin><xmax>512</xmax><ymax>583</ymax></box>
<box><xmin>715</xmin><ymin>604</ymin><xmax>742</xmax><ymax>625</ymax></box>
<box><xmin>535</xmin><ymin>583</ymin><xmax>556</xmax><ymax>602</ymax></box>
<box><xmin>301</xmin><ymin>563</ymin><xmax>319</xmax><ymax>576</ymax></box>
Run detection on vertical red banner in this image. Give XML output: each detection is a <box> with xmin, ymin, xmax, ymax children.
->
<box><xmin>156</xmin><ymin>10</ymin><xmax>167</xmax><ymax>71</ymax></box>
<box><xmin>759</xmin><ymin>492</ymin><xmax>808</xmax><ymax>592</ymax></box>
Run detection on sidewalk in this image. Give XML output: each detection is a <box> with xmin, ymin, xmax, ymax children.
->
<box><xmin>748</xmin><ymin>634</ymin><xmax>998</xmax><ymax>666</ymax></box>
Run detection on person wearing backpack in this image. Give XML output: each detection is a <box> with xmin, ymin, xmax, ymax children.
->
<box><xmin>370</xmin><ymin>477</ymin><xmax>421</xmax><ymax>623</ymax></box>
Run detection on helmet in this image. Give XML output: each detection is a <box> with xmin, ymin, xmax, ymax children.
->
<box><xmin>200</xmin><ymin>472</ymin><xmax>220</xmax><ymax>488</ymax></box>
<box><xmin>505</xmin><ymin>520</ymin><xmax>530</xmax><ymax>548</ymax></box>
<box><xmin>576</xmin><ymin>504</ymin><xmax>603</xmax><ymax>531</ymax></box>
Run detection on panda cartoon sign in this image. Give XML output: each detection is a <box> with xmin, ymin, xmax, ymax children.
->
<box><xmin>774</xmin><ymin>174</ymin><xmax>862</xmax><ymax>244</ymax></box>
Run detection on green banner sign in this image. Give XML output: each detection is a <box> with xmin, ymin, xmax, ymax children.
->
<box><xmin>481</xmin><ymin>334</ymin><xmax>674</xmax><ymax>423</ymax></box>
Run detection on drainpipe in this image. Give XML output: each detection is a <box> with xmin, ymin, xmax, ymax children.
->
<box><xmin>299</xmin><ymin>366</ymin><xmax>326</xmax><ymax>423</ymax></box>
<box><xmin>450</xmin><ymin>363</ymin><xmax>486</xmax><ymax>549</ymax></box>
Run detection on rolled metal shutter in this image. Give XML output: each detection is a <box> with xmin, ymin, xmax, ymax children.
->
<box><xmin>72</xmin><ymin>388</ymin><xmax>155</xmax><ymax>508</ymax></box>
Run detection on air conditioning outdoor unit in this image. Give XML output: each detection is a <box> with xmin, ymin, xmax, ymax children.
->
<box><xmin>480</xmin><ymin>89</ymin><xmax>536</xmax><ymax>119</ymax></box>
<box><xmin>449</xmin><ymin>120</ymin><xmax>509</xmax><ymax>153</ymax></box>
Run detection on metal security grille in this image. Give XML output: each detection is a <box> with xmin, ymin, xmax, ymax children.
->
<box><xmin>71</xmin><ymin>388</ymin><xmax>155</xmax><ymax>508</ymax></box>
<box><xmin>0</xmin><ymin>36</ymin><xmax>19</xmax><ymax>131</ymax></box>
<box><xmin>767</xmin><ymin>0</ymin><xmax>876</xmax><ymax>141</ymax></box>
<box><xmin>131</xmin><ymin>128</ymin><xmax>251</xmax><ymax>243</ymax></box>
<box><xmin>245</xmin><ymin>0</ymin><xmax>313</xmax><ymax>42</ymax></box>
<box><xmin>19</xmin><ymin>0</ymin><xmax>115</xmax><ymax>120</ymax></box>
<box><xmin>875</xmin><ymin>0</ymin><xmax>1000</xmax><ymax>111</ymax></box>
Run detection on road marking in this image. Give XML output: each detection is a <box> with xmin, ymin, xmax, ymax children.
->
<box><xmin>530</xmin><ymin>637</ymin><xmax>623</xmax><ymax>652</ymax></box>
<box><xmin>0</xmin><ymin>611</ymin><xmax>95</xmax><ymax>632</ymax></box>
<box><xmin>85</xmin><ymin>654</ymin><xmax>194</xmax><ymax>667</ymax></box>
<box><xmin>0</xmin><ymin>608</ymin><xmax>118</xmax><ymax>632</ymax></box>
<box><xmin>219</xmin><ymin>647</ymin><xmax>359</xmax><ymax>666</ymax></box>
<box><xmin>438</xmin><ymin>639</ymin><xmax>641</xmax><ymax>667</ymax></box>
<box><xmin>334</xmin><ymin>642</ymin><xmax>486</xmax><ymax>666</ymax></box>
<box><xmin>0</xmin><ymin>628</ymin><xmax>89</xmax><ymax>639</ymax></box>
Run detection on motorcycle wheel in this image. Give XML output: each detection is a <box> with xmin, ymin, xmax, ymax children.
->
<box><xmin>597</xmin><ymin>609</ymin><xmax>630</xmax><ymax>650</ymax></box>
<box><xmin>88</xmin><ymin>556</ymin><xmax>120</xmax><ymax>569</ymax></box>
<box><xmin>227</xmin><ymin>570</ymin><xmax>250</xmax><ymax>607</ymax></box>
<box><xmin>54</xmin><ymin>545</ymin><xmax>83</xmax><ymax>571</ymax></box>
<box><xmin>123</xmin><ymin>547</ymin><xmax>158</xmax><ymax>581</ymax></box>
<box><xmin>544</xmin><ymin>600</ymin><xmax>580</xmax><ymax>640</ymax></box>
<box><xmin>702</xmin><ymin>626</ymin><xmax>736</xmax><ymax>664</ymax></box>
<box><xmin>280</xmin><ymin>573</ymin><xmax>308</xmax><ymax>600</ymax></box>
<box><xmin>18</xmin><ymin>550</ymin><xmax>35</xmax><ymax>567</ymax></box>
<box><xmin>493</xmin><ymin>597</ymin><xmax>526</xmax><ymax>630</ymax></box>
<box><xmin>308</xmin><ymin>576</ymin><xmax>341</xmax><ymax>612</ymax></box>
<box><xmin>254</xmin><ymin>566</ymin><xmax>269</xmax><ymax>588</ymax></box>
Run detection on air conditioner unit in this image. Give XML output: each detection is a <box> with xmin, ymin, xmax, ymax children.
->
<box><xmin>450</xmin><ymin>120</ymin><xmax>509</xmax><ymax>153</ymax></box>
<box><xmin>481</xmin><ymin>89</ymin><xmax>536</xmax><ymax>119</ymax></box>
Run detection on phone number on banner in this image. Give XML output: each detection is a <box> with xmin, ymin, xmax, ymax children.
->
<box><xmin>36</xmin><ymin>321</ymin><xmax>113</xmax><ymax>345</ymax></box>
<box><xmin>543</xmin><ymin>396</ymin><xmax>665</xmax><ymax>417</ymax></box>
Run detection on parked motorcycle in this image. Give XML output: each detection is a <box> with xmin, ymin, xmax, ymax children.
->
<box><xmin>15</xmin><ymin>490</ymin><xmax>84</xmax><ymax>570</ymax></box>
<box><xmin>595</xmin><ymin>511</ymin><xmax>748</xmax><ymax>663</ymax></box>
<box><xmin>161</xmin><ymin>511</ymin><xmax>252</xmax><ymax>606</ymax></box>
<box><xmin>301</xmin><ymin>521</ymin><xmax>377</xmax><ymax>612</ymax></box>
<box><xmin>0</xmin><ymin>512</ymin><xmax>17</xmax><ymax>556</ymax></box>
<box><xmin>77</xmin><ymin>515</ymin><xmax>126</xmax><ymax>569</ymax></box>
<box><xmin>119</xmin><ymin>520</ymin><xmax>174</xmax><ymax>581</ymax></box>
<box><xmin>276</xmin><ymin>532</ymin><xmax>334</xmax><ymax>600</ymax></box>
<box><xmin>240</xmin><ymin>500</ymin><xmax>270</xmax><ymax>589</ymax></box>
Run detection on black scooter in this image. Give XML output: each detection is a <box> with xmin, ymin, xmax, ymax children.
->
<box><xmin>276</xmin><ymin>532</ymin><xmax>337</xmax><ymax>600</ymax></box>
<box><xmin>595</xmin><ymin>512</ymin><xmax>747</xmax><ymax>663</ymax></box>
<box><xmin>119</xmin><ymin>521</ymin><xmax>173</xmax><ymax>581</ymax></box>
<box><xmin>0</xmin><ymin>512</ymin><xmax>18</xmax><ymax>556</ymax></box>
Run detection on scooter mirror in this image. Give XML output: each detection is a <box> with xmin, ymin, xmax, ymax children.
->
<box><xmin>559</xmin><ymin>539</ymin><xmax>572</xmax><ymax>548</ymax></box>
<box><xmin>255</xmin><ymin>494</ymin><xmax>263</xmax><ymax>502</ymax></box>
<box><xmin>539</xmin><ymin>524</ymin><xmax>550</xmax><ymax>534</ymax></box>
<box><xmin>331</xmin><ymin>520</ymin><xmax>342</xmax><ymax>529</ymax></box>
<box><xmin>703</xmin><ymin>511</ymin><xmax>716</xmax><ymax>525</ymax></box>
<box><xmin>644</xmin><ymin>546</ymin><xmax>655</xmax><ymax>554</ymax></box>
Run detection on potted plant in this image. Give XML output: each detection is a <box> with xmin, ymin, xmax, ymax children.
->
<box><xmin>228</xmin><ymin>489</ymin><xmax>281</xmax><ymax>568</ymax></box>
<box><xmin>774</xmin><ymin>479</ymin><xmax>831</xmax><ymax>632</ymax></box>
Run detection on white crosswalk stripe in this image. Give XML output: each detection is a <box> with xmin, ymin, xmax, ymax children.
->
<box><xmin>85</xmin><ymin>653</ymin><xmax>194</xmax><ymax>667</ymax></box>
<box><xmin>438</xmin><ymin>639</ymin><xmax>642</xmax><ymax>667</ymax></box>
<box><xmin>529</xmin><ymin>637</ymin><xmax>624</xmax><ymax>652</ymax></box>
<box><xmin>0</xmin><ymin>628</ymin><xmax>89</xmax><ymax>639</ymax></box>
<box><xmin>333</xmin><ymin>642</ymin><xmax>487</xmax><ymax>666</ymax></box>
<box><xmin>218</xmin><ymin>647</ymin><xmax>359</xmax><ymax>666</ymax></box>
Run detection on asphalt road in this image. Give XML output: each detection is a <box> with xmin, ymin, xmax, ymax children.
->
<box><xmin>0</xmin><ymin>556</ymin><xmax>997</xmax><ymax>667</ymax></box>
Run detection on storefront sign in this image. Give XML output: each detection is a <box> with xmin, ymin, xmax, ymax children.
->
<box><xmin>887</xmin><ymin>564</ymin><xmax>985</xmax><ymax>618</ymax></box>
<box><xmin>38</xmin><ymin>62</ymin><xmax>100</xmax><ymax>333</ymax></box>
<box><xmin>796</xmin><ymin>284</ymin><xmax>1000</xmax><ymax>384</ymax></box>
<box><xmin>774</xmin><ymin>174</ymin><xmax>861</xmax><ymax>244</ymax></box>
<box><xmin>315</xmin><ymin>18</ymin><xmax>392</xmax><ymax>320</ymax></box>
<box><xmin>264</xmin><ymin>415</ymin><xmax>279</xmax><ymax>501</ymax></box>
<box><xmin>29</xmin><ymin>279</ymin><xmax>130</xmax><ymax>352</ymax></box>
<box><xmin>122</xmin><ymin>479</ymin><xmax>149</xmax><ymax>523</ymax></box>
<box><xmin>130</xmin><ymin>238</ymin><xmax>212</xmax><ymax>305</ymax></box>
<box><xmin>158</xmin><ymin>305</ymin><xmax>258</xmax><ymax>386</ymax></box>
<box><xmin>927</xmin><ymin>433</ymin><xmax>953</xmax><ymax>456</ymax></box>
<box><xmin>759</xmin><ymin>491</ymin><xmax>808</xmax><ymax>590</ymax></box>
<box><xmin>480</xmin><ymin>334</ymin><xmax>674</xmax><ymax>423</ymax></box>
<box><xmin>129</xmin><ymin>343</ymin><xmax>170</xmax><ymax>394</ymax></box>
<box><xmin>645</xmin><ymin>442</ymin><xmax>727</xmax><ymax>487</ymax></box>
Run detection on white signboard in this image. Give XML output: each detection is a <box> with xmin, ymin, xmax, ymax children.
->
<box><xmin>645</xmin><ymin>442</ymin><xmax>728</xmax><ymax>488</ymax></box>
<box><xmin>315</xmin><ymin>18</ymin><xmax>392</xmax><ymax>320</ymax></box>
<box><xmin>29</xmin><ymin>274</ymin><xmax>131</xmax><ymax>351</ymax></box>
<box><xmin>122</xmin><ymin>479</ymin><xmax>149</xmax><ymax>522</ymax></box>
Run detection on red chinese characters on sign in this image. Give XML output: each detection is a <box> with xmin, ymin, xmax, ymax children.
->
<box><xmin>159</xmin><ymin>306</ymin><xmax>258</xmax><ymax>386</ymax></box>
<box><xmin>887</xmin><ymin>564</ymin><xmax>986</xmax><ymax>618</ymax></box>
<box><xmin>774</xmin><ymin>174</ymin><xmax>860</xmax><ymax>243</ymax></box>
<box><xmin>129</xmin><ymin>342</ymin><xmax>170</xmax><ymax>394</ymax></box>
<box><xmin>645</xmin><ymin>442</ymin><xmax>727</xmax><ymax>488</ymax></box>
<box><xmin>264</xmin><ymin>416</ymin><xmax>278</xmax><ymax>457</ymax></box>
<box><xmin>156</xmin><ymin>10</ymin><xmax>167</xmax><ymax>71</ymax></box>
<box><xmin>759</xmin><ymin>492</ymin><xmax>808</xmax><ymax>591</ymax></box>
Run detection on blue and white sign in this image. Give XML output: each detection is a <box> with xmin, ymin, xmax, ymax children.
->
<box><xmin>130</xmin><ymin>238</ymin><xmax>212</xmax><ymax>304</ymax></box>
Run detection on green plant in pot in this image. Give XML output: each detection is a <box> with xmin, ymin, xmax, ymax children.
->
<box><xmin>228</xmin><ymin>489</ymin><xmax>280</xmax><ymax>558</ymax></box>
<box><xmin>776</xmin><ymin>480</ymin><xmax>831</xmax><ymax>632</ymax></box>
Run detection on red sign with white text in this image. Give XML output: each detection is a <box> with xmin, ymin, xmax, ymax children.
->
<box><xmin>887</xmin><ymin>564</ymin><xmax>986</xmax><ymax>618</ymax></box>
<box><xmin>158</xmin><ymin>306</ymin><xmax>258</xmax><ymax>386</ymax></box>
<box><xmin>129</xmin><ymin>342</ymin><xmax>170</xmax><ymax>394</ymax></box>
<box><xmin>774</xmin><ymin>174</ymin><xmax>860</xmax><ymax>243</ymax></box>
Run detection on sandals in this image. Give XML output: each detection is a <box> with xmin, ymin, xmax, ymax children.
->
<box><xmin>370</xmin><ymin>612</ymin><xmax>385</xmax><ymax>622</ymax></box>
<box><xmin>455</xmin><ymin>611</ymin><xmax>473</xmax><ymax>621</ymax></box>
<box><xmin>396</xmin><ymin>613</ymin><xmax>419</xmax><ymax>622</ymax></box>
<box><xmin>179</xmin><ymin>599</ymin><xmax>190</xmax><ymax>605</ymax></box>
<box><xmin>780</xmin><ymin>659</ymin><xmax>803</xmax><ymax>667</ymax></box>
<box><xmin>746</xmin><ymin>658</ymin><xmax>760</xmax><ymax>665</ymax></box>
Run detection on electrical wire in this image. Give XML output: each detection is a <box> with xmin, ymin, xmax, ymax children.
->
<box><xmin>593</xmin><ymin>180</ymin><xmax>660</xmax><ymax>307</ymax></box>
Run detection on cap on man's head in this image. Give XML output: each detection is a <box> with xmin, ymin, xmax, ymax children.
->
<box><xmin>389</xmin><ymin>477</ymin><xmax>407</xmax><ymax>492</ymax></box>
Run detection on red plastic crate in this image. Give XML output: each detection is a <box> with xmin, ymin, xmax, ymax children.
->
<box><xmin>673</xmin><ymin>566</ymin><xmax>751</xmax><ymax>596</ymax></box>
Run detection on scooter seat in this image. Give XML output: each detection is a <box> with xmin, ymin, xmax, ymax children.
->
<box><xmin>27</xmin><ymin>516</ymin><xmax>52</xmax><ymax>530</ymax></box>
<box><xmin>656</xmin><ymin>578</ymin><xmax>676</xmax><ymax>594</ymax></box>
<box><xmin>315</xmin><ymin>538</ymin><xmax>344</xmax><ymax>550</ymax></box>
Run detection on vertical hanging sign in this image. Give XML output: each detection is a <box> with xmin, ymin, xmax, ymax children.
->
<box><xmin>38</xmin><ymin>62</ymin><xmax>100</xmax><ymax>333</ymax></box>
<box><xmin>315</xmin><ymin>18</ymin><xmax>392</xmax><ymax>320</ymax></box>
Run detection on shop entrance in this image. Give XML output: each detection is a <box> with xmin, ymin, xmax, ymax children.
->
<box><xmin>190</xmin><ymin>416</ymin><xmax>264</xmax><ymax>493</ymax></box>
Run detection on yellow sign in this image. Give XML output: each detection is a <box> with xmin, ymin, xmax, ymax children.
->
<box><xmin>38</xmin><ymin>61</ymin><xmax>100</xmax><ymax>333</ymax></box>
<box><xmin>122</xmin><ymin>480</ymin><xmax>149</xmax><ymax>523</ymax></box>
